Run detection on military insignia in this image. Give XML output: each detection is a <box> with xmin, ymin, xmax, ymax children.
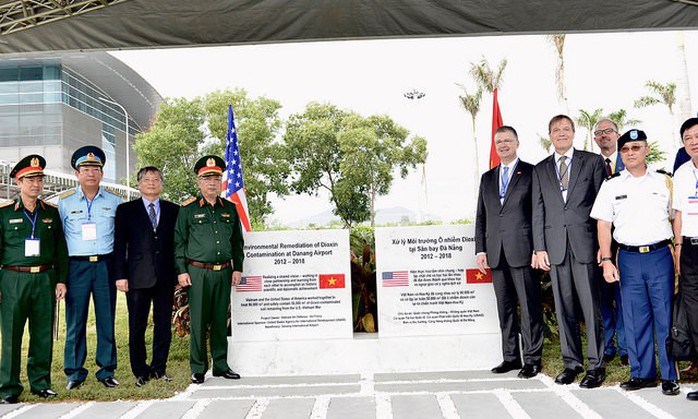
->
<box><xmin>87</xmin><ymin>152</ymin><xmax>95</xmax><ymax>159</ymax></box>
<box><xmin>206</xmin><ymin>158</ymin><xmax>216</xmax><ymax>167</ymax></box>
<box><xmin>605</xmin><ymin>172</ymin><xmax>621</xmax><ymax>181</ymax></box>
<box><xmin>615</xmin><ymin>195</ymin><xmax>628</xmax><ymax>200</ymax></box>
<box><xmin>9</xmin><ymin>218</ymin><xmax>23</xmax><ymax>224</ymax></box>
<box><xmin>42</xmin><ymin>218</ymin><xmax>53</xmax><ymax>223</ymax></box>
<box><xmin>181</xmin><ymin>196</ymin><xmax>197</xmax><ymax>206</ymax></box>
<box><xmin>221</xmin><ymin>213</ymin><xmax>231</xmax><ymax>218</ymax></box>
<box><xmin>103</xmin><ymin>207</ymin><xmax>112</xmax><ymax>211</ymax></box>
<box><xmin>630</xmin><ymin>130</ymin><xmax>638</xmax><ymax>140</ymax></box>
<box><xmin>70</xmin><ymin>210</ymin><xmax>83</xmax><ymax>214</ymax></box>
<box><xmin>656</xmin><ymin>169</ymin><xmax>671</xmax><ymax>176</ymax></box>
<box><xmin>59</xmin><ymin>189</ymin><xmax>76</xmax><ymax>199</ymax></box>
<box><xmin>194</xmin><ymin>214</ymin><xmax>206</xmax><ymax>219</ymax></box>
<box><xmin>30</xmin><ymin>157</ymin><xmax>40</xmax><ymax>167</ymax></box>
<box><xmin>0</xmin><ymin>201</ymin><xmax>13</xmax><ymax>209</ymax></box>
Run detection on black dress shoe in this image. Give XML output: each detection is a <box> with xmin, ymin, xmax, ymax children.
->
<box><xmin>602</xmin><ymin>353</ymin><xmax>616</xmax><ymax>363</ymax></box>
<box><xmin>687</xmin><ymin>390</ymin><xmax>698</xmax><ymax>400</ymax></box>
<box><xmin>620</xmin><ymin>355</ymin><xmax>629</xmax><ymax>366</ymax></box>
<box><xmin>65</xmin><ymin>380</ymin><xmax>84</xmax><ymax>390</ymax></box>
<box><xmin>31</xmin><ymin>389</ymin><xmax>57</xmax><ymax>398</ymax></box>
<box><xmin>135</xmin><ymin>376</ymin><xmax>149</xmax><ymax>387</ymax></box>
<box><xmin>554</xmin><ymin>366</ymin><xmax>584</xmax><ymax>385</ymax></box>
<box><xmin>620</xmin><ymin>377</ymin><xmax>657</xmax><ymax>391</ymax></box>
<box><xmin>579</xmin><ymin>369</ymin><xmax>606</xmax><ymax>389</ymax></box>
<box><xmin>491</xmin><ymin>360</ymin><xmax>522</xmax><ymax>374</ymax></box>
<box><xmin>661</xmin><ymin>380</ymin><xmax>680</xmax><ymax>396</ymax></box>
<box><xmin>213</xmin><ymin>368</ymin><xmax>241</xmax><ymax>379</ymax></box>
<box><xmin>150</xmin><ymin>370</ymin><xmax>173</xmax><ymax>382</ymax></box>
<box><xmin>99</xmin><ymin>377</ymin><xmax>119</xmax><ymax>388</ymax></box>
<box><xmin>0</xmin><ymin>395</ymin><xmax>19</xmax><ymax>404</ymax></box>
<box><xmin>517</xmin><ymin>364</ymin><xmax>541</xmax><ymax>379</ymax></box>
<box><xmin>191</xmin><ymin>373</ymin><xmax>205</xmax><ymax>384</ymax></box>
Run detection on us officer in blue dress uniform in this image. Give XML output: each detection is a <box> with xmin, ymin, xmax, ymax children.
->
<box><xmin>591</xmin><ymin>129</ymin><xmax>679</xmax><ymax>396</ymax></box>
<box><xmin>58</xmin><ymin>146</ymin><xmax>122</xmax><ymax>390</ymax></box>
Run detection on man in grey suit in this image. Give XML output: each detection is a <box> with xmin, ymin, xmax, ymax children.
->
<box><xmin>532</xmin><ymin>114</ymin><xmax>607</xmax><ymax>388</ymax></box>
<box><xmin>476</xmin><ymin>126</ymin><xmax>544</xmax><ymax>379</ymax></box>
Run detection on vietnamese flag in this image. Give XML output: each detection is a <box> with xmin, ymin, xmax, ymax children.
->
<box><xmin>489</xmin><ymin>88</ymin><xmax>504</xmax><ymax>169</ymax></box>
<box><xmin>466</xmin><ymin>268</ymin><xmax>493</xmax><ymax>284</ymax></box>
<box><xmin>319</xmin><ymin>273</ymin><xmax>345</xmax><ymax>289</ymax></box>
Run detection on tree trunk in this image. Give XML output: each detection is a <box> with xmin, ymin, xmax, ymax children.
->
<box><xmin>472</xmin><ymin>117</ymin><xmax>480</xmax><ymax>214</ymax></box>
<box><xmin>676</xmin><ymin>31</ymin><xmax>692</xmax><ymax>147</ymax></box>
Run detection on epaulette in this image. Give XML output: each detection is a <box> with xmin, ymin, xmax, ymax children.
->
<box><xmin>604</xmin><ymin>172</ymin><xmax>621</xmax><ymax>181</ymax></box>
<box><xmin>42</xmin><ymin>200</ymin><xmax>57</xmax><ymax>208</ymax></box>
<box><xmin>656</xmin><ymin>168</ymin><xmax>672</xmax><ymax>177</ymax></box>
<box><xmin>0</xmin><ymin>200</ymin><xmax>13</xmax><ymax>209</ymax></box>
<box><xmin>181</xmin><ymin>196</ymin><xmax>197</xmax><ymax>206</ymax></box>
<box><xmin>58</xmin><ymin>189</ymin><xmax>76</xmax><ymax>199</ymax></box>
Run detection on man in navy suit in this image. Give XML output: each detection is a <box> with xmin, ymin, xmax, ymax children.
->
<box><xmin>114</xmin><ymin>167</ymin><xmax>179</xmax><ymax>387</ymax></box>
<box><xmin>475</xmin><ymin>126</ymin><xmax>544</xmax><ymax>378</ymax></box>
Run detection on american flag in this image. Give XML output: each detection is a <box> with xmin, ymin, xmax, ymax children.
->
<box><xmin>236</xmin><ymin>276</ymin><xmax>262</xmax><ymax>292</ymax></box>
<box><xmin>382</xmin><ymin>271</ymin><xmax>409</xmax><ymax>287</ymax></box>
<box><xmin>222</xmin><ymin>105</ymin><xmax>252</xmax><ymax>232</ymax></box>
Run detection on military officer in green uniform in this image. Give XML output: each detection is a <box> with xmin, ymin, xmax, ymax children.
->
<box><xmin>175</xmin><ymin>155</ymin><xmax>244</xmax><ymax>384</ymax></box>
<box><xmin>0</xmin><ymin>155</ymin><xmax>68</xmax><ymax>404</ymax></box>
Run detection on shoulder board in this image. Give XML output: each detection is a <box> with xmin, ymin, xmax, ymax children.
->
<box><xmin>604</xmin><ymin>172</ymin><xmax>621</xmax><ymax>181</ymax></box>
<box><xmin>58</xmin><ymin>189</ymin><xmax>76</xmax><ymax>199</ymax></box>
<box><xmin>102</xmin><ymin>188</ymin><xmax>120</xmax><ymax>197</ymax></box>
<box><xmin>656</xmin><ymin>169</ymin><xmax>672</xmax><ymax>177</ymax></box>
<box><xmin>181</xmin><ymin>196</ymin><xmax>197</xmax><ymax>206</ymax></box>
<box><xmin>40</xmin><ymin>200</ymin><xmax>57</xmax><ymax>208</ymax></box>
<box><xmin>0</xmin><ymin>200</ymin><xmax>13</xmax><ymax>209</ymax></box>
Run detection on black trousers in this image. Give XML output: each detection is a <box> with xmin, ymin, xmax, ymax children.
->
<box><xmin>125</xmin><ymin>282</ymin><xmax>174</xmax><ymax>378</ymax></box>
<box><xmin>492</xmin><ymin>255</ymin><xmax>544</xmax><ymax>365</ymax></box>
<box><xmin>680</xmin><ymin>241</ymin><xmax>698</xmax><ymax>356</ymax></box>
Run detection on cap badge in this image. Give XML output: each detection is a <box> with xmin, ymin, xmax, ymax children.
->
<box><xmin>30</xmin><ymin>157</ymin><xmax>40</xmax><ymax>167</ymax></box>
<box><xmin>630</xmin><ymin>130</ymin><xmax>638</xmax><ymax>140</ymax></box>
<box><xmin>87</xmin><ymin>152</ymin><xmax>95</xmax><ymax>159</ymax></box>
<box><xmin>206</xmin><ymin>158</ymin><xmax>215</xmax><ymax>167</ymax></box>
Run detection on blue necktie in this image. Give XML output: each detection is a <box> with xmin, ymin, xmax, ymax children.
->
<box><xmin>148</xmin><ymin>203</ymin><xmax>157</xmax><ymax>230</ymax></box>
<box><xmin>500</xmin><ymin>166</ymin><xmax>510</xmax><ymax>200</ymax></box>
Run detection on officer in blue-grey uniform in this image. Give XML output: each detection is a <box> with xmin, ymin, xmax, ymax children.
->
<box><xmin>58</xmin><ymin>146</ymin><xmax>122</xmax><ymax>390</ymax></box>
<box><xmin>590</xmin><ymin>129</ymin><xmax>679</xmax><ymax>396</ymax></box>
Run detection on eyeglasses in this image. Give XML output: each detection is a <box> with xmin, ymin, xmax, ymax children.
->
<box><xmin>619</xmin><ymin>144</ymin><xmax>644</xmax><ymax>153</ymax></box>
<box><xmin>593</xmin><ymin>128</ymin><xmax>616</xmax><ymax>137</ymax></box>
<box><xmin>495</xmin><ymin>138</ymin><xmax>516</xmax><ymax>145</ymax></box>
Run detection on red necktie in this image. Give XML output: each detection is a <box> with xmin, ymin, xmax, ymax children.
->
<box><xmin>604</xmin><ymin>158</ymin><xmax>612</xmax><ymax>176</ymax></box>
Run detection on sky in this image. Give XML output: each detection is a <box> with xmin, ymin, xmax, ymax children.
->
<box><xmin>112</xmin><ymin>30</ymin><xmax>698</xmax><ymax>226</ymax></box>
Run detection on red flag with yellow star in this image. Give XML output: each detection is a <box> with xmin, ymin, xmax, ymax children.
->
<box><xmin>319</xmin><ymin>274</ymin><xmax>345</xmax><ymax>289</ymax></box>
<box><xmin>465</xmin><ymin>268</ymin><xmax>492</xmax><ymax>284</ymax></box>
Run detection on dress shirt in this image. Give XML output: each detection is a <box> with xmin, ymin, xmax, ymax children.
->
<box><xmin>554</xmin><ymin>148</ymin><xmax>574</xmax><ymax>202</ymax></box>
<box><xmin>672</xmin><ymin>160</ymin><xmax>698</xmax><ymax>237</ymax></box>
<box><xmin>601</xmin><ymin>151</ymin><xmax>618</xmax><ymax>174</ymax></box>
<box><xmin>142</xmin><ymin>197</ymin><xmax>161</xmax><ymax>228</ymax></box>
<box><xmin>58</xmin><ymin>186</ymin><xmax>121</xmax><ymax>256</ymax></box>
<box><xmin>590</xmin><ymin>169</ymin><xmax>672</xmax><ymax>246</ymax></box>
<box><xmin>499</xmin><ymin>158</ymin><xmax>519</xmax><ymax>205</ymax></box>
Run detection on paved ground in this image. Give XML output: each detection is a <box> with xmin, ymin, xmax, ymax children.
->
<box><xmin>1</xmin><ymin>371</ymin><xmax>697</xmax><ymax>418</ymax></box>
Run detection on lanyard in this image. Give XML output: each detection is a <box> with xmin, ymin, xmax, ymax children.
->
<box><xmin>86</xmin><ymin>196</ymin><xmax>95</xmax><ymax>220</ymax></box>
<box><xmin>500</xmin><ymin>160</ymin><xmax>518</xmax><ymax>199</ymax></box>
<box><xmin>555</xmin><ymin>156</ymin><xmax>571</xmax><ymax>192</ymax></box>
<box><xmin>22</xmin><ymin>209</ymin><xmax>38</xmax><ymax>239</ymax></box>
<box><xmin>692</xmin><ymin>167</ymin><xmax>698</xmax><ymax>197</ymax></box>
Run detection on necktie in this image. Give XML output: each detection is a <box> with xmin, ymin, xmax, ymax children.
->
<box><xmin>148</xmin><ymin>202</ymin><xmax>157</xmax><ymax>230</ymax></box>
<box><xmin>605</xmin><ymin>158</ymin><xmax>613</xmax><ymax>176</ymax></box>
<box><xmin>500</xmin><ymin>166</ymin><xmax>510</xmax><ymax>199</ymax></box>
<box><xmin>559</xmin><ymin>156</ymin><xmax>569</xmax><ymax>190</ymax></box>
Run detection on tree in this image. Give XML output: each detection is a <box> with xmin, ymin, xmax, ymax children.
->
<box><xmin>607</xmin><ymin>109</ymin><xmax>641</xmax><ymax>131</ymax></box>
<box><xmin>635</xmin><ymin>80</ymin><xmax>678</xmax><ymax>147</ymax></box>
<box><xmin>135</xmin><ymin>89</ymin><xmax>288</xmax><ymax>227</ymax></box>
<box><xmin>538</xmin><ymin>135</ymin><xmax>552</xmax><ymax>153</ymax></box>
<box><xmin>469</xmin><ymin>57</ymin><xmax>507</xmax><ymax>94</ymax></box>
<box><xmin>458</xmin><ymin>85</ymin><xmax>482</xmax><ymax>204</ymax></box>
<box><xmin>284</xmin><ymin>102</ymin><xmax>427</xmax><ymax>227</ymax></box>
<box><xmin>547</xmin><ymin>34</ymin><xmax>568</xmax><ymax>113</ymax></box>
<box><xmin>576</xmin><ymin>108</ymin><xmax>603</xmax><ymax>152</ymax></box>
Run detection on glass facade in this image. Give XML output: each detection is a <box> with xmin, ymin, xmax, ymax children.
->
<box><xmin>101</xmin><ymin>123</ymin><xmax>117</xmax><ymax>181</ymax></box>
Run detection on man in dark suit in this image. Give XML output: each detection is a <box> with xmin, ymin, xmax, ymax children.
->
<box><xmin>532</xmin><ymin>115</ymin><xmax>607</xmax><ymax>388</ymax></box>
<box><xmin>475</xmin><ymin>126</ymin><xmax>544</xmax><ymax>379</ymax></box>
<box><xmin>114</xmin><ymin>166</ymin><xmax>179</xmax><ymax>387</ymax></box>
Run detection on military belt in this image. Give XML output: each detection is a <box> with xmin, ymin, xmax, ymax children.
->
<box><xmin>683</xmin><ymin>236</ymin><xmax>698</xmax><ymax>246</ymax></box>
<box><xmin>187</xmin><ymin>259</ymin><xmax>231</xmax><ymax>271</ymax></box>
<box><xmin>70</xmin><ymin>253</ymin><xmax>112</xmax><ymax>262</ymax></box>
<box><xmin>3</xmin><ymin>264</ymin><xmax>52</xmax><ymax>273</ymax></box>
<box><xmin>618</xmin><ymin>239</ymin><xmax>672</xmax><ymax>254</ymax></box>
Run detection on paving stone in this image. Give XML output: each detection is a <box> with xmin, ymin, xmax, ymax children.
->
<box><xmin>326</xmin><ymin>397</ymin><xmax>375</xmax><ymax>419</ymax></box>
<box><xmin>451</xmin><ymin>393</ymin><xmax>512</xmax><ymax>419</ymax></box>
<box><xmin>375</xmin><ymin>370</ymin><xmax>504</xmax><ymax>382</ymax></box>
<box><xmin>191</xmin><ymin>384</ymin><xmax>361</xmax><ymax>399</ymax></box>
<box><xmin>570</xmin><ymin>389</ymin><xmax>654</xmax><ymax>419</ymax></box>
<box><xmin>133</xmin><ymin>401</ymin><xmax>196</xmax><ymax>419</ymax></box>
<box><xmin>512</xmin><ymin>391</ymin><xmax>582</xmax><ymax>419</ymax></box>
<box><xmin>198</xmin><ymin>399</ymin><xmax>255</xmax><ymax>419</ymax></box>
<box><xmin>202</xmin><ymin>374</ymin><xmax>360</xmax><ymax>387</ymax></box>
<box><xmin>633</xmin><ymin>387</ymin><xmax>697</xmax><ymax>418</ymax></box>
<box><xmin>391</xmin><ymin>395</ymin><xmax>443</xmax><ymax>419</ymax></box>
<box><xmin>72</xmin><ymin>401</ymin><xmax>137</xmax><ymax>419</ymax></box>
<box><xmin>261</xmin><ymin>398</ymin><xmax>314</xmax><ymax>419</ymax></box>
<box><xmin>16</xmin><ymin>403</ymin><xmax>81</xmax><ymax>419</ymax></box>
<box><xmin>375</xmin><ymin>379</ymin><xmax>546</xmax><ymax>393</ymax></box>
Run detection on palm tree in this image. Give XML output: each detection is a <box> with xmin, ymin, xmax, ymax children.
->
<box><xmin>676</xmin><ymin>32</ymin><xmax>693</xmax><ymax>124</ymax></box>
<box><xmin>607</xmin><ymin>109</ymin><xmax>641</xmax><ymax>132</ymax></box>
<box><xmin>469</xmin><ymin>57</ymin><xmax>507</xmax><ymax>94</ymax></box>
<box><xmin>635</xmin><ymin>80</ymin><xmax>678</xmax><ymax>147</ymax></box>
<box><xmin>576</xmin><ymin>108</ymin><xmax>603</xmax><ymax>152</ymax></box>
<box><xmin>539</xmin><ymin>135</ymin><xmax>552</xmax><ymax>153</ymax></box>
<box><xmin>458</xmin><ymin>86</ymin><xmax>483</xmax><ymax>177</ymax></box>
<box><xmin>547</xmin><ymin>34</ymin><xmax>568</xmax><ymax>113</ymax></box>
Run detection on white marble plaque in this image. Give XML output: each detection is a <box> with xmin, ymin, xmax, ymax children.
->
<box><xmin>232</xmin><ymin>229</ymin><xmax>352</xmax><ymax>342</ymax></box>
<box><xmin>375</xmin><ymin>224</ymin><xmax>499</xmax><ymax>337</ymax></box>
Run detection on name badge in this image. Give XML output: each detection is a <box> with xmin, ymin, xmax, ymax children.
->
<box><xmin>25</xmin><ymin>238</ymin><xmax>40</xmax><ymax>257</ymax></box>
<box><xmin>687</xmin><ymin>196</ymin><xmax>698</xmax><ymax>216</ymax></box>
<box><xmin>82</xmin><ymin>222</ymin><xmax>97</xmax><ymax>241</ymax></box>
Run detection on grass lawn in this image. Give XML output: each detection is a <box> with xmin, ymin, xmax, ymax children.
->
<box><xmin>10</xmin><ymin>292</ymin><xmax>191</xmax><ymax>402</ymax></box>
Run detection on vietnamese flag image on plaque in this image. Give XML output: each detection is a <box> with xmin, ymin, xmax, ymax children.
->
<box><xmin>319</xmin><ymin>273</ymin><xmax>346</xmax><ymax>289</ymax></box>
<box><xmin>465</xmin><ymin>268</ymin><xmax>492</xmax><ymax>284</ymax></box>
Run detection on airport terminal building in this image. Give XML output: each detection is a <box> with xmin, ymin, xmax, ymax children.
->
<box><xmin>0</xmin><ymin>51</ymin><xmax>161</xmax><ymax>197</ymax></box>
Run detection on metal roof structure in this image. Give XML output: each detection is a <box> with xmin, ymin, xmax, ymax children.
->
<box><xmin>0</xmin><ymin>1</ymin><xmax>697</xmax><ymax>54</ymax></box>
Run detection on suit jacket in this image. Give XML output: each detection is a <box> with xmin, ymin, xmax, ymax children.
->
<box><xmin>475</xmin><ymin>160</ymin><xmax>534</xmax><ymax>269</ymax></box>
<box><xmin>113</xmin><ymin>198</ymin><xmax>179</xmax><ymax>289</ymax></box>
<box><xmin>532</xmin><ymin>149</ymin><xmax>605</xmax><ymax>265</ymax></box>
